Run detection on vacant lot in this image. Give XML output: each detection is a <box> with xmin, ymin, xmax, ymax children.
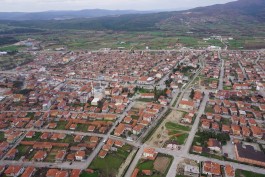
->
<box><xmin>137</xmin><ymin>154</ymin><xmax>173</xmax><ymax>177</ymax></box>
<box><xmin>235</xmin><ymin>169</ymin><xmax>265</xmax><ymax>177</ymax></box>
<box><xmin>146</xmin><ymin>110</ymin><xmax>190</xmax><ymax>147</ymax></box>
<box><xmin>154</xmin><ymin>156</ymin><xmax>171</xmax><ymax>173</ymax></box>
<box><xmin>133</xmin><ymin>102</ymin><xmax>148</xmax><ymax>109</ymax></box>
<box><xmin>89</xmin><ymin>145</ymin><xmax>132</xmax><ymax>177</ymax></box>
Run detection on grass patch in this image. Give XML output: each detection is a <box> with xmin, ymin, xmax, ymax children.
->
<box><xmin>89</xmin><ymin>145</ymin><xmax>131</xmax><ymax>177</ymax></box>
<box><xmin>23</xmin><ymin>132</ymin><xmax>41</xmax><ymax>141</ymax></box>
<box><xmin>205</xmin><ymin>106</ymin><xmax>214</xmax><ymax>113</ymax></box>
<box><xmin>170</xmin><ymin>133</ymin><xmax>189</xmax><ymax>145</ymax></box>
<box><xmin>54</xmin><ymin>121</ymin><xmax>68</xmax><ymax>130</ymax></box>
<box><xmin>223</xmin><ymin>86</ymin><xmax>232</xmax><ymax>90</ymax></box>
<box><xmin>137</xmin><ymin>160</ymin><xmax>154</xmax><ymax>170</ymax></box>
<box><xmin>0</xmin><ymin>132</ymin><xmax>4</xmax><ymax>141</ymax></box>
<box><xmin>235</xmin><ymin>169</ymin><xmax>265</xmax><ymax>177</ymax></box>
<box><xmin>165</xmin><ymin>122</ymin><xmax>190</xmax><ymax>131</ymax></box>
<box><xmin>136</xmin><ymin>98</ymin><xmax>155</xmax><ymax>102</ymax></box>
<box><xmin>76</xmin><ymin>124</ymin><xmax>88</xmax><ymax>132</ymax></box>
<box><xmin>15</xmin><ymin>145</ymin><xmax>31</xmax><ymax>160</ymax></box>
<box><xmin>80</xmin><ymin>172</ymin><xmax>99</xmax><ymax>177</ymax></box>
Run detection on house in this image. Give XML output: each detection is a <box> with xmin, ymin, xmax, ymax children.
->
<box><xmin>229</xmin><ymin>108</ymin><xmax>238</xmax><ymax>116</ymax></box>
<box><xmin>251</xmin><ymin>126</ymin><xmax>263</xmax><ymax>139</ymax></box>
<box><xmin>211</xmin><ymin>122</ymin><xmax>220</xmax><ymax>131</ymax></box>
<box><xmin>202</xmin><ymin>161</ymin><xmax>221</xmax><ymax>176</ymax></box>
<box><xmin>46</xmin><ymin>169</ymin><xmax>68</xmax><ymax>177</ymax></box>
<box><xmin>248</xmin><ymin>118</ymin><xmax>257</xmax><ymax>126</ymax></box>
<box><xmin>181</xmin><ymin>114</ymin><xmax>193</xmax><ymax>124</ymax></box>
<box><xmin>21</xmin><ymin>166</ymin><xmax>36</xmax><ymax>177</ymax></box>
<box><xmin>132</xmin><ymin>124</ymin><xmax>144</xmax><ymax>135</ymax></box>
<box><xmin>4</xmin><ymin>166</ymin><xmax>24</xmax><ymax>177</ymax></box>
<box><xmin>75</xmin><ymin>151</ymin><xmax>86</xmax><ymax>161</ymax></box>
<box><xmin>207</xmin><ymin>138</ymin><xmax>222</xmax><ymax>152</ymax></box>
<box><xmin>214</xmin><ymin>105</ymin><xmax>222</xmax><ymax>114</ymax></box>
<box><xmin>114</xmin><ymin>123</ymin><xmax>125</xmax><ymax>136</ymax></box>
<box><xmin>98</xmin><ymin>150</ymin><xmax>107</xmax><ymax>158</ymax></box>
<box><xmin>131</xmin><ymin>168</ymin><xmax>139</xmax><ymax>177</ymax></box>
<box><xmin>87</xmin><ymin>125</ymin><xmax>96</xmax><ymax>132</ymax></box>
<box><xmin>224</xmin><ymin>165</ymin><xmax>235</xmax><ymax>177</ymax></box>
<box><xmin>143</xmin><ymin>148</ymin><xmax>157</xmax><ymax>160</ymax></box>
<box><xmin>6</xmin><ymin>149</ymin><xmax>18</xmax><ymax>160</ymax></box>
<box><xmin>55</xmin><ymin>150</ymin><xmax>66</xmax><ymax>162</ymax></box>
<box><xmin>231</xmin><ymin>125</ymin><xmax>241</xmax><ymax>136</ymax></box>
<box><xmin>33</xmin><ymin>150</ymin><xmax>47</xmax><ymax>161</ymax></box>
<box><xmin>206</xmin><ymin>112</ymin><xmax>213</xmax><ymax>120</ymax></box>
<box><xmin>48</xmin><ymin>123</ymin><xmax>57</xmax><ymax>129</ymax></box>
<box><xmin>222</xmin><ymin>125</ymin><xmax>230</xmax><ymax>133</ymax></box>
<box><xmin>70</xmin><ymin>169</ymin><xmax>81</xmax><ymax>177</ymax></box>
<box><xmin>25</xmin><ymin>131</ymin><xmax>35</xmax><ymax>138</ymax></box>
<box><xmin>142</xmin><ymin>170</ymin><xmax>152</xmax><ymax>176</ymax></box>
<box><xmin>184</xmin><ymin>164</ymin><xmax>200</xmax><ymax>177</ymax></box>
<box><xmin>192</xmin><ymin>145</ymin><xmax>203</xmax><ymax>154</ymax></box>
<box><xmin>179</xmin><ymin>100</ymin><xmax>195</xmax><ymax>110</ymax></box>
<box><xmin>201</xmin><ymin>120</ymin><xmax>210</xmax><ymax>129</ymax></box>
<box><xmin>242</xmin><ymin>126</ymin><xmax>251</xmax><ymax>137</ymax></box>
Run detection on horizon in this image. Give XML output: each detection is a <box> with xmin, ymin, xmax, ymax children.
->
<box><xmin>0</xmin><ymin>0</ymin><xmax>236</xmax><ymax>13</ymax></box>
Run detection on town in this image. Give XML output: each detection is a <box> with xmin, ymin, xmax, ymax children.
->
<box><xmin>0</xmin><ymin>36</ymin><xmax>264</xmax><ymax>177</ymax></box>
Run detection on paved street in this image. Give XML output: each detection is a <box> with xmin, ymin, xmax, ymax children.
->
<box><xmin>218</xmin><ymin>51</ymin><xmax>224</xmax><ymax>90</ymax></box>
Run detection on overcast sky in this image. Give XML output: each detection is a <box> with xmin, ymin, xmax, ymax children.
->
<box><xmin>0</xmin><ymin>0</ymin><xmax>236</xmax><ymax>12</ymax></box>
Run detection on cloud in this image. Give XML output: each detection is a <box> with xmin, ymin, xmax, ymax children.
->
<box><xmin>0</xmin><ymin>0</ymin><xmax>236</xmax><ymax>12</ymax></box>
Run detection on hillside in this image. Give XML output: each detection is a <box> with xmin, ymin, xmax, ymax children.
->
<box><xmin>0</xmin><ymin>9</ymin><xmax>152</xmax><ymax>21</ymax></box>
<box><xmin>0</xmin><ymin>0</ymin><xmax>264</xmax><ymax>36</ymax></box>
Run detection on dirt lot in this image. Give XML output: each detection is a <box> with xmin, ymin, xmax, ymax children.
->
<box><xmin>133</xmin><ymin>101</ymin><xmax>148</xmax><ymax>109</ymax></box>
<box><xmin>154</xmin><ymin>156</ymin><xmax>171</xmax><ymax>173</ymax></box>
<box><xmin>146</xmin><ymin>110</ymin><xmax>184</xmax><ymax>148</ymax></box>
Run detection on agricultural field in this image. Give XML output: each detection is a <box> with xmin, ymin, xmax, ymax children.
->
<box><xmin>0</xmin><ymin>51</ymin><xmax>34</xmax><ymax>70</ymax></box>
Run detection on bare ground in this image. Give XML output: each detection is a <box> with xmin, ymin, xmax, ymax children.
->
<box><xmin>154</xmin><ymin>156</ymin><xmax>171</xmax><ymax>174</ymax></box>
<box><xmin>146</xmin><ymin>110</ymin><xmax>184</xmax><ymax>148</ymax></box>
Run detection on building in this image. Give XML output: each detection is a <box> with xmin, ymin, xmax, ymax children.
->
<box><xmin>4</xmin><ymin>166</ymin><xmax>24</xmax><ymax>177</ymax></box>
<box><xmin>179</xmin><ymin>100</ymin><xmax>195</xmax><ymax>110</ymax></box>
<box><xmin>202</xmin><ymin>161</ymin><xmax>221</xmax><ymax>176</ymax></box>
<box><xmin>75</xmin><ymin>151</ymin><xmax>86</xmax><ymax>161</ymax></box>
<box><xmin>184</xmin><ymin>164</ymin><xmax>200</xmax><ymax>177</ymax></box>
<box><xmin>224</xmin><ymin>165</ymin><xmax>235</xmax><ymax>177</ymax></box>
<box><xmin>143</xmin><ymin>148</ymin><xmax>157</xmax><ymax>160</ymax></box>
<box><xmin>21</xmin><ymin>166</ymin><xmax>36</xmax><ymax>177</ymax></box>
<box><xmin>235</xmin><ymin>143</ymin><xmax>265</xmax><ymax>167</ymax></box>
<box><xmin>207</xmin><ymin>138</ymin><xmax>222</xmax><ymax>153</ymax></box>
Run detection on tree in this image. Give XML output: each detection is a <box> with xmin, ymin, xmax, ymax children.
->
<box><xmin>190</xmin><ymin>89</ymin><xmax>195</xmax><ymax>99</ymax></box>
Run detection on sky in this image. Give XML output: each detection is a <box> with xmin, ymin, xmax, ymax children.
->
<box><xmin>0</xmin><ymin>0</ymin><xmax>237</xmax><ymax>12</ymax></box>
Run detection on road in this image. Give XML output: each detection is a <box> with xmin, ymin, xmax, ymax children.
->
<box><xmin>124</xmin><ymin>145</ymin><xmax>145</xmax><ymax>177</ymax></box>
<box><xmin>218</xmin><ymin>51</ymin><xmax>224</xmax><ymax>90</ymax></box>
<box><xmin>238</xmin><ymin>61</ymin><xmax>248</xmax><ymax>80</ymax></box>
<box><xmin>175</xmin><ymin>56</ymin><xmax>205</xmax><ymax>108</ymax></box>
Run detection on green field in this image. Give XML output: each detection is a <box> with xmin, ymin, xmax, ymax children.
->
<box><xmin>0</xmin><ymin>132</ymin><xmax>4</xmax><ymax>141</ymax></box>
<box><xmin>54</xmin><ymin>121</ymin><xmax>68</xmax><ymax>130</ymax></box>
<box><xmin>235</xmin><ymin>169</ymin><xmax>265</xmax><ymax>177</ymax></box>
<box><xmin>15</xmin><ymin>145</ymin><xmax>31</xmax><ymax>160</ymax></box>
<box><xmin>89</xmin><ymin>145</ymin><xmax>132</xmax><ymax>177</ymax></box>
<box><xmin>165</xmin><ymin>122</ymin><xmax>191</xmax><ymax>132</ymax></box>
<box><xmin>23</xmin><ymin>132</ymin><xmax>42</xmax><ymax>141</ymax></box>
<box><xmin>80</xmin><ymin>172</ymin><xmax>99</xmax><ymax>177</ymax></box>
